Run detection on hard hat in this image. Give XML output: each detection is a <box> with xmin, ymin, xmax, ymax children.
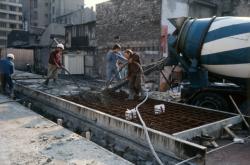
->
<box><xmin>125</xmin><ymin>49</ymin><xmax>133</xmax><ymax>55</ymax></box>
<box><xmin>56</xmin><ymin>43</ymin><xmax>64</xmax><ymax>50</ymax></box>
<box><xmin>7</xmin><ymin>53</ymin><xmax>15</xmax><ymax>60</ymax></box>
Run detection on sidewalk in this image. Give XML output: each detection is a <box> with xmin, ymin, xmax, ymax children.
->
<box><xmin>0</xmin><ymin>94</ymin><xmax>133</xmax><ymax>165</ymax></box>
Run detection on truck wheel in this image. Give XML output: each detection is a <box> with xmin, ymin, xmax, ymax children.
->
<box><xmin>191</xmin><ymin>92</ymin><xmax>230</xmax><ymax>111</ymax></box>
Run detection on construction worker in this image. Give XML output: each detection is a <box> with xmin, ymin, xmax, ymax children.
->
<box><xmin>127</xmin><ymin>53</ymin><xmax>144</xmax><ymax>100</ymax></box>
<box><xmin>0</xmin><ymin>53</ymin><xmax>15</xmax><ymax>97</ymax></box>
<box><xmin>106</xmin><ymin>44</ymin><xmax>124</xmax><ymax>84</ymax></box>
<box><xmin>44</xmin><ymin>43</ymin><xmax>64</xmax><ymax>85</ymax></box>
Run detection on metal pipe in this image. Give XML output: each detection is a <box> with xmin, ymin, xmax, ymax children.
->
<box><xmin>229</xmin><ymin>95</ymin><xmax>250</xmax><ymax>130</ymax></box>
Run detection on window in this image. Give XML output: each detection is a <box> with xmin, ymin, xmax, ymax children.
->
<box><xmin>52</xmin><ymin>6</ymin><xmax>55</xmax><ymax>14</ymax></box>
<box><xmin>0</xmin><ymin>30</ymin><xmax>6</xmax><ymax>37</ymax></box>
<box><xmin>45</xmin><ymin>2</ymin><xmax>49</xmax><ymax>7</ymax></box>
<box><xmin>45</xmin><ymin>13</ymin><xmax>48</xmax><ymax>18</ymax></box>
<box><xmin>0</xmin><ymin>12</ymin><xmax>7</xmax><ymax>19</ymax></box>
<box><xmin>9</xmin><ymin>14</ymin><xmax>16</xmax><ymax>20</ymax></box>
<box><xmin>9</xmin><ymin>6</ymin><xmax>16</xmax><ymax>11</ymax></box>
<box><xmin>0</xmin><ymin>22</ymin><xmax>6</xmax><ymax>28</ymax></box>
<box><xmin>19</xmin><ymin>15</ymin><xmax>22</xmax><ymax>21</ymax></box>
<box><xmin>33</xmin><ymin>11</ymin><xmax>38</xmax><ymax>19</ymax></box>
<box><xmin>19</xmin><ymin>24</ymin><xmax>22</xmax><ymax>29</ymax></box>
<box><xmin>34</xmin><ymin>0</ymin><xmax>37</xmax><ymax>8</ymax></box>
<box><xmin>18</xmin><ymin>7</ymin><xmax>22</xmax><ymax>12</ymax></box>
<box><xmin>0</xmin><ymin>39</ymin><xmax>6</xmax><ymax>46</ymax></box>
<box><xmin>9</xmin><ymin>23</ymin><xmax>16</xmax><ymax>29</ymax></box>
<box><xmin>0</xmin><ymin>4</ymin><xmax>7</xmax><ymax>10</ymax></box>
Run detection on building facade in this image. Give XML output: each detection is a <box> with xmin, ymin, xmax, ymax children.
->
<box><xmin>0</xmin><ymin>0</ymin><xmax>22</xmax><ymax>48</ymax></box>
<box><xmin>50</xmin><ymin>0</ymin><xmax>84</xmax><ymax>23</ymax></box>
<box><xmin>55</xmin><ymin>7</ymin><xmax>96</xmax><ymax>25</ymax></box>
<box><xmin>21</xmin><ymin>0</ymin><xmax>50</xmax><ymax>31</ymax></box>
<box><xmin>96</xmin><ymin>0</ymin><xmax>162</xmax><ymax>81</ymax></box>
<box><xmin>64</xmin><ymin>21</ymin><xmax>96</xmax><ymax>76</ymax></box>
<box><xmin>21</xmin><ymin>0</ymin><xmax>86</xmax><ymax>31</ymax></box>
<box><xmin>95</xmin><ymin>0</ymin><xmax>226</xmax><ymax>85</ymax></box>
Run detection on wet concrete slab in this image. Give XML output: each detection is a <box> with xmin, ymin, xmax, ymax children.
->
<box><xmin>0</xmin><ymin>95</ymin><xmax>133</xmax><ymax>165</ymax></box>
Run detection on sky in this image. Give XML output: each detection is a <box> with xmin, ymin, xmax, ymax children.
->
<box><xmin>85</xmin><ymin>0</ymin><xmax>109</xmax><ymax>9</ymax></box>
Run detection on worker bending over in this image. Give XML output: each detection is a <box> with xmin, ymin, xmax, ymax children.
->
<box><xmin>0</xmin><ymin>54</ymin><xmax>15</xmax><ymax>97</ymax></box>
<box><xmin>127</xmin><ymin>53</ymin><xmax>144</xmax><ymax>100</ymax></box>
<box><xmin>44</xmin><ymin>43</ymin><xmax>64</xmax><ymax>85</ymax></box>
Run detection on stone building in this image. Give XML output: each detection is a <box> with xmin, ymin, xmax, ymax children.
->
<box><xmin>0</xmin><ymin>0</ymin><xmax>22</xmax><ymax>48</ymax></box>
<box><xmin>96</xmin><ymin>0</ymin><xmax>162</xmax><ymax>81</ymax></box>
<box><xmin>95</xmin><ymin>0</ymin><xmax>221</xmax><ymax>83</ymax></box>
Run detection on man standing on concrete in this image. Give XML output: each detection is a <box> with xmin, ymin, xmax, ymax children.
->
<box><xmin>44</xmin><ymin>43</ymin><xmax>64</xmax><ymax>85</ymax></box>
<box><xmin>106</xmin><ymin>44</ymin><xmax>125</xmax><ymax>85</ymax></box>
<box><xmin>0</xmin><ymin>54</ymin><xmax>15</xmax><ymax>97</ymax></box>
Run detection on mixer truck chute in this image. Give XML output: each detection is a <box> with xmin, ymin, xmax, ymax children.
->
<box><xmin>167</xmin><ymin>16</ymin><xmax>250</xmax><ymax>114</ymax></box>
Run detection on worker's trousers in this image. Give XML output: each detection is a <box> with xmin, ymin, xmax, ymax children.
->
<box><xmin>106</xmin><ymin>67</ymin><xmax>121</xmax><ymax>83</ymax></box>
<box><xmin>47</xmin><ymin>64</ymin><xmax>60</xmax><ymax>80</ymax></box>
<box><xmin>0</xmin><ymin>73</ymin><xmax>13</xmax><ymax>94</ymax></box>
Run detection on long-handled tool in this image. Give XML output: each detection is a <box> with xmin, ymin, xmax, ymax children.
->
<box><xmin>105</xmin><ymin>63</ymin><xmax>128</xmax><ymax>88</ymax></box>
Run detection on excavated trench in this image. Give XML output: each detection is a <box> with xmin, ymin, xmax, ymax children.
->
<box><xmin>62</xmin><ymin>91</ymin><xmax>233</xmax><ymax>135</ymax></box>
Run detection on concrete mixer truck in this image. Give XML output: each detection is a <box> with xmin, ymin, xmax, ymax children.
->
<box><xmin>164</xmin><ymin>16</ymin><xmax>250</xmax><ymax>114</ymax></box>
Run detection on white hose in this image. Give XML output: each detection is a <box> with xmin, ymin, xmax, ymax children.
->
<box><xmin>135</xmin><ymin>90</ymin><xmax>164</xmax><ymax>165</ymax></box>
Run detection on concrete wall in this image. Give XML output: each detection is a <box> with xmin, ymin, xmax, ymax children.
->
<box><xmin>1</xmin><ymin>48</ymin><xmax>34</xmax><ymax>71</ymax></box>
<box><xmin>50</xmin><ymin>0</ymin><xmax>85</xmax><ymax>22</ymax></box>
<box><xmin>55</xmin><ymin>7</ymin><xmax>96</xmax><ymax>25</ymax></box>
<box><xmin>229</xmin><ymin>0</ymin><xmax>250</xmax><ymax>16</ymax></box>
<box><xmin>96</xmin><ymin>0</ymin><xmax>162</xmax><ymax>82</ymax></box>
<box><xmin>64</xmin><ymin>50</ymin><xmax>95</xmax><ymax>76</ymax></box>
<box><xmin>39</xmin><ymin>23</ymin><xmax>65</xmax><ymax>47</ymax></box>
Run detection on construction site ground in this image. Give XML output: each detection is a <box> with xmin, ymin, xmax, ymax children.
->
<box><xmin>0</xmin><ymin>94</ymin><xmax>133</xmax><ymax>165</ymax></box>
<box><xmin>8</xmin><ymin>71</ymin><xmax>250</xmax><ymax>165</ymax></box>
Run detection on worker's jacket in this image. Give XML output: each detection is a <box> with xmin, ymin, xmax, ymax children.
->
<box><xmin>49</xmin><ymin>50</ymin><xmax>62</xmax><ymax>67</ymax></box>
<box><xmin>0</xmin><ymin>58</ymin><xmax>14</xmax><ymax>75</ymax></box>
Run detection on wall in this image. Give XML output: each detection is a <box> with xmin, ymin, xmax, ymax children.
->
<box><xmin>64</xmin><ymin>52</ymin><xmax>85</xmax><ymax>75</ymax></box>
<box><xmin>229</xmin><ymin>0</ymin><xmax>250</xmax><ymax>16</ymax></box>
<box><xmin>64</xmin><ymin>51</ymin><xmax>95</xmax><ymax>76</ymax></box>
<box><xmin>1</xmin><ymin>48</ymin><xmax>34</xmax><ymax>71</ymax></box>
<box><xmin>50</xmin><ymin>0</ymin><xmax>84</xmax><ymax>22</ymax></box>
<box><xmin>55</xmin><ymin>7</ymin><xmax>96</xmax><ymax>25</ymax></box>
<box><xmin>96</xmin><ymin>0</ymin><xmax>162</xmax><ymax>82</ymax></box>
<box><xmin>39</xmin><ymin>23</ymin><xmax>65</xmax><ymax>47</ymax></box>
<box><xmin>65</xmin><ymin>21</ymin><xmax>96</xmax><ymax>49</ymax></box>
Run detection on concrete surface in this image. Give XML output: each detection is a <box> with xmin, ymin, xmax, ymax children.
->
<box><xmin>0</xmin><ymin>94</ymin><xmax>133</xmax><ymax>165</ymax></box>
<box><xmin>206</xmin><ymin>139</ymin><xmax>250</xmax><ymax>165</ymax></box>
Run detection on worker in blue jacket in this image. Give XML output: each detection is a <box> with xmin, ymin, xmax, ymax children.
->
<box><xmin>106</xmin><ymin>44</ymin><xmax>126</xmax><ymax>84</ymax></box>
<box><xmin>0</xmin><ymin>54</ymin><xmax>15</xmax><ymax>96</ymax></box>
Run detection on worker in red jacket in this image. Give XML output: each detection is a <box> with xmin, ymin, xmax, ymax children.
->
<box><xmin>44</xmin><ymin>44</ymin><xmax>64</xmax><ymax>85</ymax></box>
